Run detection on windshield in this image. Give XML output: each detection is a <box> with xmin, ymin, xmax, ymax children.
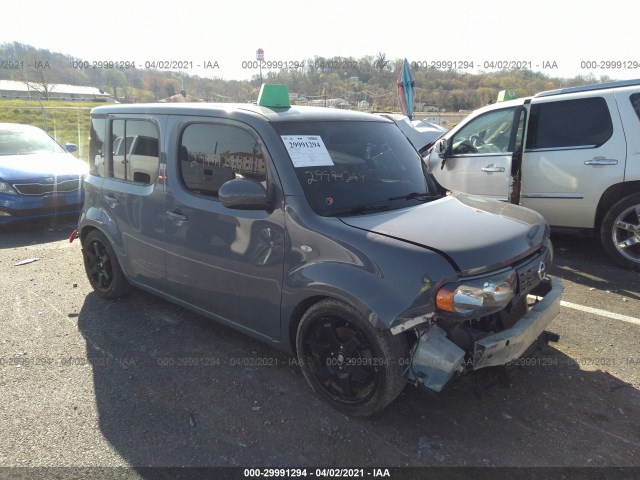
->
<box><xmin>274</xmin><ymin>121</ymin><xmax>442</xmax><ymax>216</ymax></box>
<box><xmin>0</xmin><ymin>125</ymin><xmax>65</xmax><ymax>156</ymax></box>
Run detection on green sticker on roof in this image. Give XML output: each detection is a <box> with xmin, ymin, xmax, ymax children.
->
<box><xmin>497</xmin><ymin>89</ymin><xmax>517</xmax><ymax>102</ymax></box>
<box><xmin>257</xmin><ymin>84</ymin><xmax>290</xmax><ymax>108</ymax></box>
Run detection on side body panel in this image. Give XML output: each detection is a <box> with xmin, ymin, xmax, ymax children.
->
<box><xmin>278</xmin><ymin>196</ymin><xmax>459</xmax><ymax>351</ymax></box>
<box><xmin>521</xmin><ymin>91</ymin><xmax>626</xmax><ymax>228</ymax></box>
<box><xmin>97</xmin><ymin>114</ymin><xmax>167</xmax><ymax>289</ymax></box>
<box><xmin>162</xmin><ymin>114</ymin><xmax>285</xmax><ymax>340</ymax></box>
<box><xmin>615</xmin><ymin>87</ymin><xmax>640</xmax><ymax>182</ymax></box>
<box><xmin>428</xmin><ymin>102</ymin><xmax>525</xmax><ymax>201</ymax></box>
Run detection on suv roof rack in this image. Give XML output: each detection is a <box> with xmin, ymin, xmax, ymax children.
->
<box><xmin>535</xmin><ymin>79</ymin><xmax>640</xmax><ymax>98</ymax></box>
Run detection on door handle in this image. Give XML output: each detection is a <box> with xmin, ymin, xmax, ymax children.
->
<box><xmin>481</xmin><ymin>166</ymin><xmax>505</xmax><ymax>173</ymax></box>
<box><xmin>103</xmin><ymin>194</ymin><xmax>119</xmax><ymax>208</ymax></box>
<box><xmin>166</xmin><ymin>210</ymin><xmax>189</xmax><ymax>226</ymax></box>
<box><xmin>584</xmin><ymin>159</ymin><xmax>618</xmax><ymax>165</ymax></box>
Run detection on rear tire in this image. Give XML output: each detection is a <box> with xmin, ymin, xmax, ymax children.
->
<box><xmin>600</xmin><ymin>194</ymin><xmax>640</xmax><ymax>271</ymax></box>
<box><xmin>296</xmin><ymin>299</ymin><xmax>408</xmax><ymax>417</ymax></box>
<box><xmin>82</xmin><ymin>230</ymin><xmax>130</xmax><ymax>299</ymax></box>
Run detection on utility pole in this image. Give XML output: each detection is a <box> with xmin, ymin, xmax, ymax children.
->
<box><xmin>256</xmin><ymin>48</ymin><xmax>264</xmax><ymax>84</ymax></box>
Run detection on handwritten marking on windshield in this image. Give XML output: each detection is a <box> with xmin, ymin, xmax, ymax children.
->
<box><xmin>304</xmin><ymin>170</ymin><xmax>366</xmax><ymax>184</ymax></box>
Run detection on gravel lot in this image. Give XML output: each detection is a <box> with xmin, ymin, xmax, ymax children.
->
<box><xmin>0</xmin><ymin>219</ymin><xmax>638</xmax><ymax>472</ymax></box>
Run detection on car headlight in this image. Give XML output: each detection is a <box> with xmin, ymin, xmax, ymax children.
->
<box><xmin>0</xmin><ymin>181</ymin><xmax>17</xmax><ymax>194</ymax></box>
<box><xmin>436</xmin><ymin>269</ymin><xmax>517</xmax><ymax>317</ymax></box>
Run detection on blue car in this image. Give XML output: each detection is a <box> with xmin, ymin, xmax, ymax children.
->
<box><xmin>0</xmin><ymin>123</ymin><xmax>88</xmax><ymax>225</ymax></box>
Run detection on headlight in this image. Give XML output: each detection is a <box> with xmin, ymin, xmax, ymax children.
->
<box><xmin>0</xmin><ymin>181</ymin><xmax>17</xmax><ymax>194</ymax></box>
<box><xmin>436</xmin><ymin>269</ymin><xmax>517</xmax><ymax>317</ymax></box>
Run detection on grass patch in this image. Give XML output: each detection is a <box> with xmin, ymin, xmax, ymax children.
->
<box><xmin>0</xmin><ymin>100</ymin><xmax>105</xmax><ymax>159</ymax></box>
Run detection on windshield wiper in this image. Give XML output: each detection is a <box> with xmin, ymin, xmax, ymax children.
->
<box><xmin>326</xmin><ymin>203</ymin><xmax>391</xmax><ymax>216</ymax></box>
<box><xmin>388</xmin><ymin>192</ymin><xmax>440</xmax><ymax>201</ymax></box>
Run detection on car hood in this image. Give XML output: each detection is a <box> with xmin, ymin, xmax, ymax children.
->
<box><xmin>393</xmin><ymin>116</ymin><xmax>444</xmax><ymax>151</ymax></box>
<box><xmin>0</xmin><ymin>152</ymin><xmax>89</xmax><ymax>180</ymax></box>
<box><xmin>339</xmin><ymin>193</ymin><xmax>547</xmax><ymax>274</ymax></box>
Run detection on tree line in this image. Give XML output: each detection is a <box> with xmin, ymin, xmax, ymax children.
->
<box><xmin>0</xmin><ymin>42</ymin><xmax>613</xmax><ymax>111</ymax></box>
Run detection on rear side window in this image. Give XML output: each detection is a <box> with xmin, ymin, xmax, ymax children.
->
<box><xmin>109</xmin><ymin>119</ymin><xmax>160</xmax><ymax>184</ymax></box>
<box><xmin>526</xmin><ymin>97</ymin><xmax>613</xmax><ymax>150</ymax></box>
<box><xmin>89</xmin><ymin>117</ymin><xmax>106</xmax><ymax>177</ymax></box>
<box><xmin>179</xmin><ymin>123</ymin><xmax>266</xmax><ymax>197</ymax></box>
<box><xmin>630</xmin><ymin>93</ymin><xmax>640</xmax><ymax>121</ymax></box>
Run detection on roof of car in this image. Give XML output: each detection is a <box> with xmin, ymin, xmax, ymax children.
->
<box><xmin>535</xmin><ymin>78</ymin><xmax>640</xmax><ymax>98</ymax></box>
<box><xmin>91</xmin><ymin>103</ymin><xmax>391</xmax><ymax>123</ymax></box>
<box><xmin>0</xmin><ymin>123</ymin><xmax>45</xmax><ymax>132</ymax></box>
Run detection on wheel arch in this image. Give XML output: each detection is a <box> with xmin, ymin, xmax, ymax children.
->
<box><xmin>287</xmin><ymin>295</ymin><xmax>330</xmax><ymax>354</ymax></box>
<box><xmin>292</xmin><ymin>296</ymin><xmax>411</xmax><ymax>416</ymax></box>
<box><xmin>595</xmin><ymin>181</ymin><xmax>640</xmax><ymax>230</ymax></box>
<box><xmin>285</xmin><ymin>290</ymin><xmax>383</xmax><ymax>356</ymax></box>
<box><xmin>79</xmin><ymin>224</ymin><xmax>98</xmax><ymax>243</ymax></box>
<box><xmin>285</xmin><ymin>289</ymin><xmax>419</xmax><ymax>355</ymax></box>
<box><xmin>81</xmin><ymin>227</ymin><xmax>131</xmax><ymax>298</ymax></box>
<box><xmin>281</xmin><ymin>254</ymin><xmax>447</xmax><ymax>353</ymax></box>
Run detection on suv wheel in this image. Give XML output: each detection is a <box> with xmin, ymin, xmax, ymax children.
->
<box><xmin>82</xmin><ymin>230</ymin><xmax>130</xmax><ymax>299</ymax></box>
<box><xmin>601</xmin><ymin>193</ymin><xmax>640</xmax><ymax>270</ymax></box>
<box><xmin>296</xmin><ymin>299</ymin><xmax>408</xmax><ymax>416</ymax></box>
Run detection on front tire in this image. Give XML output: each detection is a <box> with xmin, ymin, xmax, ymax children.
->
<box><xmin>82</xmin><ymin>230</ymin><xmax>130</xmax><ymax>299</ymax></box>
<box><xmin>601</xmin><ymin>194</ymin><xmax>640</xmax><ymax>271</ymax></box>
<box><xmin>296</xmin><ymin>299</ymin><xmax>408</xmax><ymax>417</ymax></box>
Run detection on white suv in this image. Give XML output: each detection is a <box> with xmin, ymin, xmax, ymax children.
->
<box><xmin>427</xmin><ymin>79</ymin><xmax>640</xmax><ymax>270</ymax></box>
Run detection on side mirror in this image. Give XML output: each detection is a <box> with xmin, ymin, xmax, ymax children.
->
<box><xmin>435</xmin><ymin>138</ymin><xmax>448</xmax><ymax>158</ymax></box>
<box><xmin>219</xmin><ymin>178</ymin><xmax>270</xmax><ymax>210</ymax></box>
<box><xmin>65</xmin><ymin>143</ymin><xmax>78</xmax><ymax>153</ymax></box>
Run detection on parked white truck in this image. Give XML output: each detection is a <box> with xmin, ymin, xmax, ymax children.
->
<box><xmin>426</xmin><ymin>79</ymin><xmax>640</xmax><ymax>270</ymax></box>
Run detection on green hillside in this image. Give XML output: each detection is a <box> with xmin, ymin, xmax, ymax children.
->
<box><xmin>0</xmin><ymin>100</ymin><xmax>101</xmax><ymax>159</ymax></box>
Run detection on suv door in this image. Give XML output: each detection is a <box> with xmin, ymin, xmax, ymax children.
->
<box><xmin>163</xmin><ymin>117</ymin><xmax>284</xmax><ymax>340</ymax></box>
<box><xmin>431</xmin><ymin>105</ymin><xmax>523</xmax><ymax>201</ymax></box>
<box><xmin>521</xmin><ymin>93</ymin><xmax>626</xmax><ymax>228</ymax></box>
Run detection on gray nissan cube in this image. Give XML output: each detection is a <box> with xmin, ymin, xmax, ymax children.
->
<box><xmin>76</xmin><ymin>85</ymin><xmax>563</xmax><ymax>416</ymax></box>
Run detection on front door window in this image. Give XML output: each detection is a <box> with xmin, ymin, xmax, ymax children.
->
<box><xmin>451</xmin><ymin>107</ymin><xmax>517</xmax><ymax>155</ymax></box>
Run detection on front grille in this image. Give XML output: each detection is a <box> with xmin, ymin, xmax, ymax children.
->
<box><xmin>12</xmin><ymin>178</ymin><xmax>82</xmax><ymax>195</ymax></box>
<box><xmin>516</xmin><ymin>251</ymin><xmax>549</xmax><ymax>296</ymax></box>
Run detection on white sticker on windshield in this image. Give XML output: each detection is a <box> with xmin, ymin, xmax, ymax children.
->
<box><xmin>281</xmin><ymin>135</ymin><xmax>334</xmax><ymax>167</ymax></box>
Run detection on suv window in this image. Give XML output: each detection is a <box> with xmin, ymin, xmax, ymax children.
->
<box><xmin>109</xmin><ymin>119</ymin><xmax>159</xmax><ymax>184</ymax></box>
<box><xmin>526</xmin><ymin>97</ymin><xmax>613</xmax><ymax>150</ymax></box>
<box><xmin>179</xmin><ymin>123</ymin><xmax>266</xmax><ymax>197</ymax></box>
<box><xmin>450</xmin><ymin>107</ymin><xmax>516</xmax><ymax>155</ymax></box>
<box><xmin>630</xmin><ymin>93</ymin><xmax>640</xmax><ymax>121</ymax></box>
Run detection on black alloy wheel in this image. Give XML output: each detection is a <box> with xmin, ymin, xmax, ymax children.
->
<box><xmin>296</xmin><ymin>299</ymin><xmax>407</xmax><ymax>416</ymax></box>
<box><xmin>303</xmin><ymin>314</ymin><xmax>379</xmax><ymax>405</ymax></box>
<box><xmin>82</xmin><ymin>230</ymin><xmax>130</xmax><ymax>299</ymax></box>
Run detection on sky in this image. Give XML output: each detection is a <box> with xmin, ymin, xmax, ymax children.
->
<box><xmin>2</xmin><ymin>0</ymin><xmax>638</xmax><ymax>82</ymax></box>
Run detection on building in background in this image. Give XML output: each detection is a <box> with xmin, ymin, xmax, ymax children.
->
<box><xmin>0</xmin><ymin>80</ymin><xmax>112</xmax><ymax>102</ymax></box>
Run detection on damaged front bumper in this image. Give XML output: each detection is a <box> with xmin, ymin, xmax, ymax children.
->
<box><xmin>408</xmin><ymin>276</ymin><xmax>564</xmax><ymax>392</ymax></box>
<box><xmin>473</xmin><ymin>276</ymin><xmax>563</xmax><ymax>369</ymax></box>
